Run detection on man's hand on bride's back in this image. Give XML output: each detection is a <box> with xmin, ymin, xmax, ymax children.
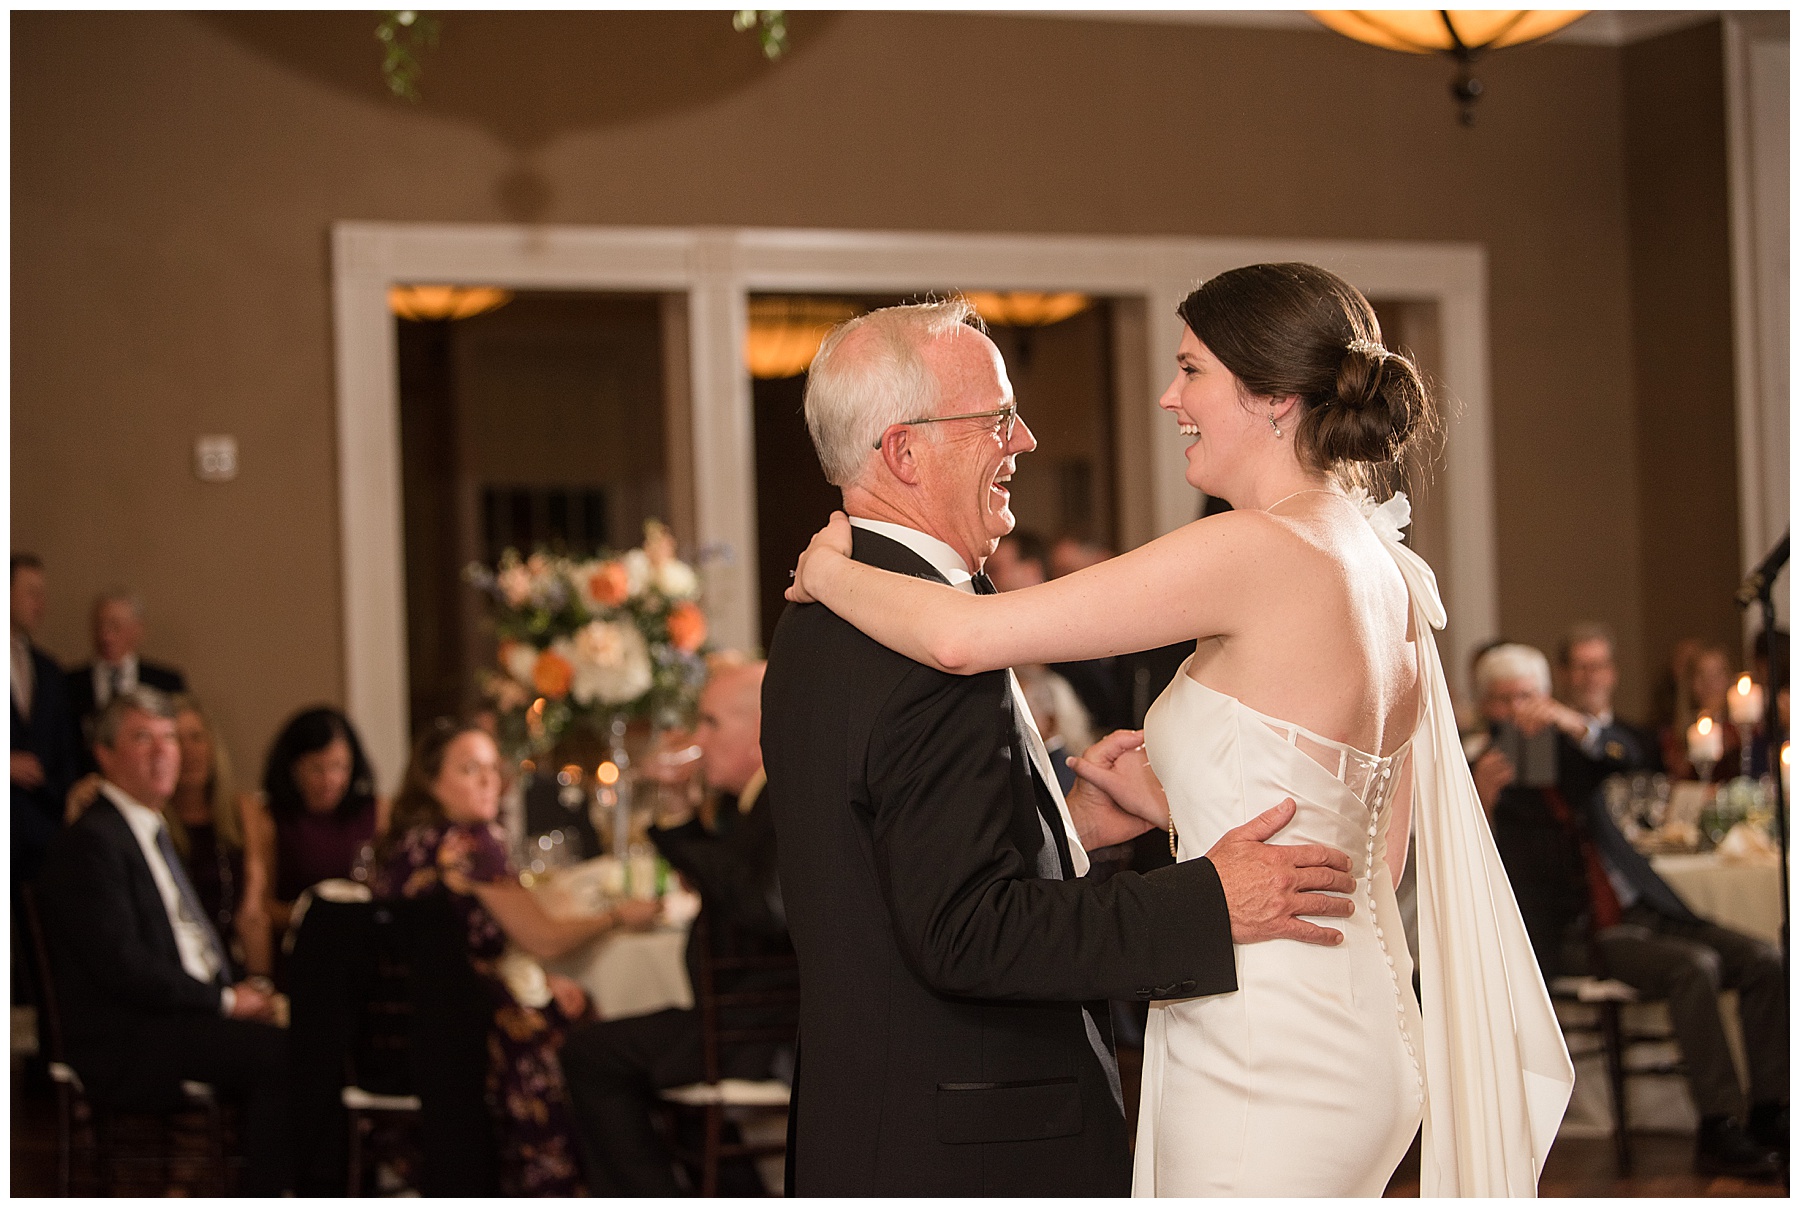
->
<box><xmin>784</xmin><ymin>511</ymin><xmax>855</xmax><ymax>604</ymax></box>
<box><xmin>1208</xmin><ymin>800</ymin><xmax>1355</xmax><ymax>946</ymax></box>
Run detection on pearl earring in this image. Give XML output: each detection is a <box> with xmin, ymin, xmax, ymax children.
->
<box><xmin>1268</xmin><ymin>411</ymin><xmax>1282</xmax><ymax>438</ymax></box>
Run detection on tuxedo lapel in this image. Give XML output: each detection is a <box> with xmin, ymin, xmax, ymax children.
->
<box><xmin>851</xmin><ymin>528</ymin><xmax>1081</xmax><ymax>880</ymax></box>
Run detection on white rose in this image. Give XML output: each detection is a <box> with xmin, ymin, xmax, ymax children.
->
<box><xmin>622</xmin><ymin>549</ymin><xmax>652</xmax><ymax>598</ymax></box>
<box><xmin>655</xmin><ymin>558</ymin><xmax>700</xmax><ymax>600</ymax></box>
<box><xmin>569</xmin><ymin>621</ymin><xmax>653</xmax><ymax>707</ymax></box>
<box><xmin>503</xmin><ymin>643</ymin><xmax>539</xmax><ymax>684</ymax></box>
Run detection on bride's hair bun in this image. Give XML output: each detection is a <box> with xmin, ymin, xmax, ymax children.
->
<box><xmin>1176</xmin><ymin>263</ymin><xmax>1436</xmax><ymax>476</ymax></box>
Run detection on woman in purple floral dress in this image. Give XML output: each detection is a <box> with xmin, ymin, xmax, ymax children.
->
<box><xmin>373</xmin><ymin>719</ymin><xmax>660</xmax><ymax>1196</ymax></box>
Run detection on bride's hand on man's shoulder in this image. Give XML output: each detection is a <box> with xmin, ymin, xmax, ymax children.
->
<box><xmin>785</xmin><ymin>511</ymin><xmax>855</xmax><ymax>604</ymax></box>
<box><xmin>1068</xmin><ymin>730</ymin><xmax>1169</xmax><ymax>828</ymax></box>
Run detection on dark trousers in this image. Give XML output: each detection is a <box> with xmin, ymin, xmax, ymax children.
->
<box><xmin>91</xmin><ymin>1014</ymin><xmax>293</xmax><ymax>1195</ymax></box>
<box><xmin>1590</xmin><ymin>904</ymin><xmax>1787</xmax><ymax>1118</ymax></box>
<box><xmin>560</xmin><ymin>1008</ymin><xmax>703</xmax><ymax>1196</ymax></box>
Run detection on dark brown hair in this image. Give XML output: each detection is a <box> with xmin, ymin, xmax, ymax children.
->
<box><xmin>1176</xmin><ymin>263</ymin><xmax>1436</xmax><ymax>482</ymax></box>
<box><xmin>372</xmin><ymin>717</ymin><xmax>492</xmax><ymax>869</ymax></box>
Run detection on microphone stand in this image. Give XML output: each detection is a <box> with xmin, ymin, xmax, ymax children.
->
<box><xmin>1736</xmin><ymin>530</ymin><xmax>1788</xmax><ymax>975</ymax></box>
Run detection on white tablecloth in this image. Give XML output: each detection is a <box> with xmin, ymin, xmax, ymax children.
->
<box><xmin>531</xmin><ymin>861</ymin><xmax>698</xmax><ymax>1020</ymax></box>
<box><xmin>1651</xmin><ymin>851</ymin><xmax>1783</xmax><ymax>946</ymax></box>
<box><xmin>543</xmin><ymin>924</ymin><xmax>692</xmax><ymax>1020</ymax></box>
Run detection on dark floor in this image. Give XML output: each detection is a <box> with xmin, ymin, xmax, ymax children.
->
<box><xmin>14</xmin><ymin>1052</ymin><xmax>1788</xmax><ymax>1197</ymax></box>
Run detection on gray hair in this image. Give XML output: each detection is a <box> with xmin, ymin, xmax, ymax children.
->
<box><xmin>93</xmin><ymin>685</ymin><xmax>176</xmax><ymax>749</ymax></box>
<box><xmin>803</xmin><ymin>299</ymin><xmax>983</xmax><ymax>487</ymax></box>
<box><xmin>93</xmin><ymin>588</ymin><xmax>145</xmax><ymax>622</ymax></box>
<box><xmin>1558</xmin><ymin>621</ymin><xmax>1616</xmax><ymax>665</ymax></box>
<box><xmin>1473</xmin><ymin>643</ymin><xmax>1552</xmax><ymax>702</ymax></box>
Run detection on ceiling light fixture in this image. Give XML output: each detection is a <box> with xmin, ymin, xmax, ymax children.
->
<box><xmin>1310</xmin><ymin>10</ymin><xmax>1588</xmax><ymax>125</ymax></box>
<box><xmin>389</xmin><ymin>284</ymin><xmax>514</xmax><ymax>322</ymax></box>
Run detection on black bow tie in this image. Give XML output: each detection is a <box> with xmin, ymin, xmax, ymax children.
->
<box><xmin>971</xmin><ymin>572</ymin><xmax>997</xmax><ymax>595</ymax></box>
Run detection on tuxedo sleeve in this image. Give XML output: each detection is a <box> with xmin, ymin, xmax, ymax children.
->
<box><xmin>868</xmin><ymin>665</ymin><xmax>1234</xmax><ymax>1003</ymax></box>
<box><xmin>652</xmin><ymin>816</ymin><xmax>786</xmax><ymax>937</ymax></box>
<box><xmin>41</xmin><ymin>826</ymin><xmax>223</xmax><ymax>1016</ymax></box>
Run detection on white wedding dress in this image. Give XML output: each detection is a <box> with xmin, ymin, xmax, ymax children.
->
<box><xmin>1132</xmin><ymin>492</ymin><xmax>1574</xmax><ymax>1197</ymax></box>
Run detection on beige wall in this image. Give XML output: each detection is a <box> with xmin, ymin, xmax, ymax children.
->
<box><xmin>1624</xmin><ymin>21</ymin><xmax>1746</xmax><ymax>687</ymax></box>
<box><xmin>12</xmin><ymin>12</ymin><xmax>1742</xmax><ymax>774</ymax></box>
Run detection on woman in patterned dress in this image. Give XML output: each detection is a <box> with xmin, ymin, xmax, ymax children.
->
<box><xmin>373</xmin><ymin>718</ymin><xmax>659</xmax><ymax>1195</ymax></box>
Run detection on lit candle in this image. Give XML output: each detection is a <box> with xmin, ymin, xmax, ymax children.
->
<box><xmin>1728</xmin><ymin>675</ymin><xmax>1765</xmax><ymax>726</ymax></box>
<box><xmin>1687</xmin><ymin>715</ymin><xmax>1725</xmax><ymax>766</ymax></box>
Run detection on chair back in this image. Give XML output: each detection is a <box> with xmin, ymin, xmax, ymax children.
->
<box><xmin>18</xmin><ymin>884</ymin><xmax>69</xmax><ymax>1066</ymax></box>
<box><xmin>689</xmin><ymin>911</ymin><xmax>801</xmax><ymax>1084</ymax></box>
<box><xmin>389</xmin><ymin>892</ymin><xmax>500</xmax><ymax>1197</ymax></box>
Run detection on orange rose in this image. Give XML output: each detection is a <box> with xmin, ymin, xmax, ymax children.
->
<box><xmin>667</xmin><ymin>601</ymin><xmax>708</xmax><ymax>653</ymax></box>
<box><xmin>532</xmin><ymin>650</ymin><xmax>574</xmax><ymax>699</ymax></box>
<box><xmin>588</xmin><ymin>561</ymin><xmax>631</xmax><ymax>608</ymax></box>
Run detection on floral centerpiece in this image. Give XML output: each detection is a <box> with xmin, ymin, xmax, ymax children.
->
<box><xmin>465</xmin><ymin>520</ymin><xmax>710</xmax><ymax>758</ymax></box>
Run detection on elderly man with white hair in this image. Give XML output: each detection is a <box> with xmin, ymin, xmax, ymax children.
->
<box><xmin>1473</xmin><ymin>642</ymin><xmax>1786</xmax><ymax>1180</ymax></box>
<box><xmin>67</xmin><ymin>588</ymin><xmax>187</xmax><ymax>776</ymax></box>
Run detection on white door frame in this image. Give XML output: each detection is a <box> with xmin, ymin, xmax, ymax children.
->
<box><xmin>332</xmin><ymin>222</ymin><xmax>1496</xmax><ymax>785</ymax></box>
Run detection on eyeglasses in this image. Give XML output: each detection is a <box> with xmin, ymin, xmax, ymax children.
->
<box><xmin>873</xmin><ymin>404</ymin><xmax>1019</xmax><ymax>449</ymax></box>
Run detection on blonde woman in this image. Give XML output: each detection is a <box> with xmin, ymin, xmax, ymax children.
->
<box><xmin>166</xmin><ymin>695</ymin><xmax>273</xmax><ymax>978</ymax></box>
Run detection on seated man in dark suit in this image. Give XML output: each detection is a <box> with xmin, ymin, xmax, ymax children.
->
<box><xmin>1472</xmin><ymin>643</ymin><xmax>1785</xmax><ymax>1180</ymax></box>
<box><xmin>66</xmin><ymin>589</ymin><xmax>187</xmax><ymax>776</ymax></box>
<box><xmin>560</xmin><ymin>657</ymin><xmax>794</xmax><ymax>1195</ymax></box>
<box><xmin>37</xmin><ymin>688</ymin><xmax>291</xmax><ymax>1195</ymax></box>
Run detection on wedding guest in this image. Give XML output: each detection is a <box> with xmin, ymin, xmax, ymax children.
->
<box><xmin>37</xmin><ymin>688</ymin><xmax>292</xmax><ymax>1194</ymax></box>
<box><xmin>986</xmin><ymin>529</ymin><xmax>1049</xmax><ymax>591</ymax></box>
<box><xmin>563</xmin><ymin>658</ymin><xmax>794</xmax><ymax>1195</ymax></box>
<box><xmin>62</xmin><ymin>695</ymin><xmax>274</xmax><ymax>980</ymax></box>
<box><xmin>1659</xmin><ymin>642</ymin><xmax>1751</xmax><ymax>781</ymax></box>
<box><xmin>1047</xmin><ymin>533</ymin><xmax>1112</xmax><ymax>580</ymax></box>
<box><xmin>373</xmin><ymin>718</ymin><xmax>659</xmax><ymax>1196</ymax></box>
<box><xmin>12</xmin><ymin>554</ymin><xmax>76</xmax><ymax>890</ymax></box>
<box><xmin>66</xmin><ymin>590</ymin><xmax>187</xmax><ymax>776</ymax></box>
<box><xmin>252</xmin><ymin>706</ymin><xmax>387</xmax><ymax>934</ymax></box>
<box><xmin>169</xmin><ymin>696</ymin><xmax>272</xmax><ymax>978</ymax></box>
<box><xmin>1556</xmin><ymin>622</ymin><xmax>1662</xmax><ymax>774</ymax></box>
<box><xmin>1474</xmin><ymin>644</ymin><xmax>1786</xmax><ymax>1179</ymax></box>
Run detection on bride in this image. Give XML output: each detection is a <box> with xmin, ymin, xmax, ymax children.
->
<box><xmin>787</xmin><ymin>263</ymin><xmax>1572</xmax><ymax>1196</ymax></box>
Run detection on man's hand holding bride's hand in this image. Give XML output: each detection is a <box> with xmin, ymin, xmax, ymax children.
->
<box><xmin>1208</xmin><ymin>800</ymin><xmax>1355</xmax><ymax>947</ymax></box>
<box><xmin>784</xmin><ymin>511</ymin><xmax>855</xmax><ymax>604</ymax></box>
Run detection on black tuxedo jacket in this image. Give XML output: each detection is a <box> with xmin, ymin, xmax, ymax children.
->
<box><xmin>12</xmin><ymin>641</ymin><xmax>78</xmax><ymax>829</ymax></box>
<box><xmin>763</xmin><ymin>529</ymin><xmax>1235</xmax><ymax>1196</ymax></box>
<box><xmin>66</xmin><ymin>658</ymin><xmax>187</xmax><ymax>776</ymax></box>
<box><xmin>37</xmin><ymin>796</ymin><xmax>227</xmax><ymax>1104</ymax></box>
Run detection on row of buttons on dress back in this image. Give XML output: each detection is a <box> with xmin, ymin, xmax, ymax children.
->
<box><xmin>1363</xmin><ymin>760</ymin><xmax>1425</xmax><ymax>1104</ymax></box>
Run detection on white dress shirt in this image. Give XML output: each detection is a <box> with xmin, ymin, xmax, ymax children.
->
<box><xmin>100</xmin><ymin>782</ymin><xmax>231</xmax><ymax>1008</ymax></box>
<box><xmin>847</xmin><ymin>517</ymin><xmax>1090</xmax><ymax>874</ymax></box>
<box><xmin>12</xmin><ymin>632</ymin><xmax>33</xmax><ymax>718</ymax></box>
<box><xmin>93</xmin><ymin>653</ymin><xmax>140</xmax><ymax>709</ymax></box>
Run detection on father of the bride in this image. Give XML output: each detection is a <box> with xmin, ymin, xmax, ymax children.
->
<box><xmin>763</xmin><ymin>300</ymin><xmax>1356</xmax><ymax>1196</ymax></box>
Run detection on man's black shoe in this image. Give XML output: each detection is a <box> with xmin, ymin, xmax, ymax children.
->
<box><xmin>1696</xmin><ymin>1114</ymin><xmax>1784</xmax><ymax>1180</ymax></box>
<box><xmin>1748</xmin><ymin>1101</ymin><xmax>1789</xmax><ymax>1160</ymax></box>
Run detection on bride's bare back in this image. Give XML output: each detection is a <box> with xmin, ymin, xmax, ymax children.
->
<box><xmin>1187</xmin><ymin>496</ymin><xmax>1420</xmax><ymax>762</ymax></box>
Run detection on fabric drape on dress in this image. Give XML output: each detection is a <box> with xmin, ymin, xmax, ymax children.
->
<box><xmin>1362</xmin><ymin>491</ymin><xmax>1574</xmax><ymax>1196</ymax></box>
